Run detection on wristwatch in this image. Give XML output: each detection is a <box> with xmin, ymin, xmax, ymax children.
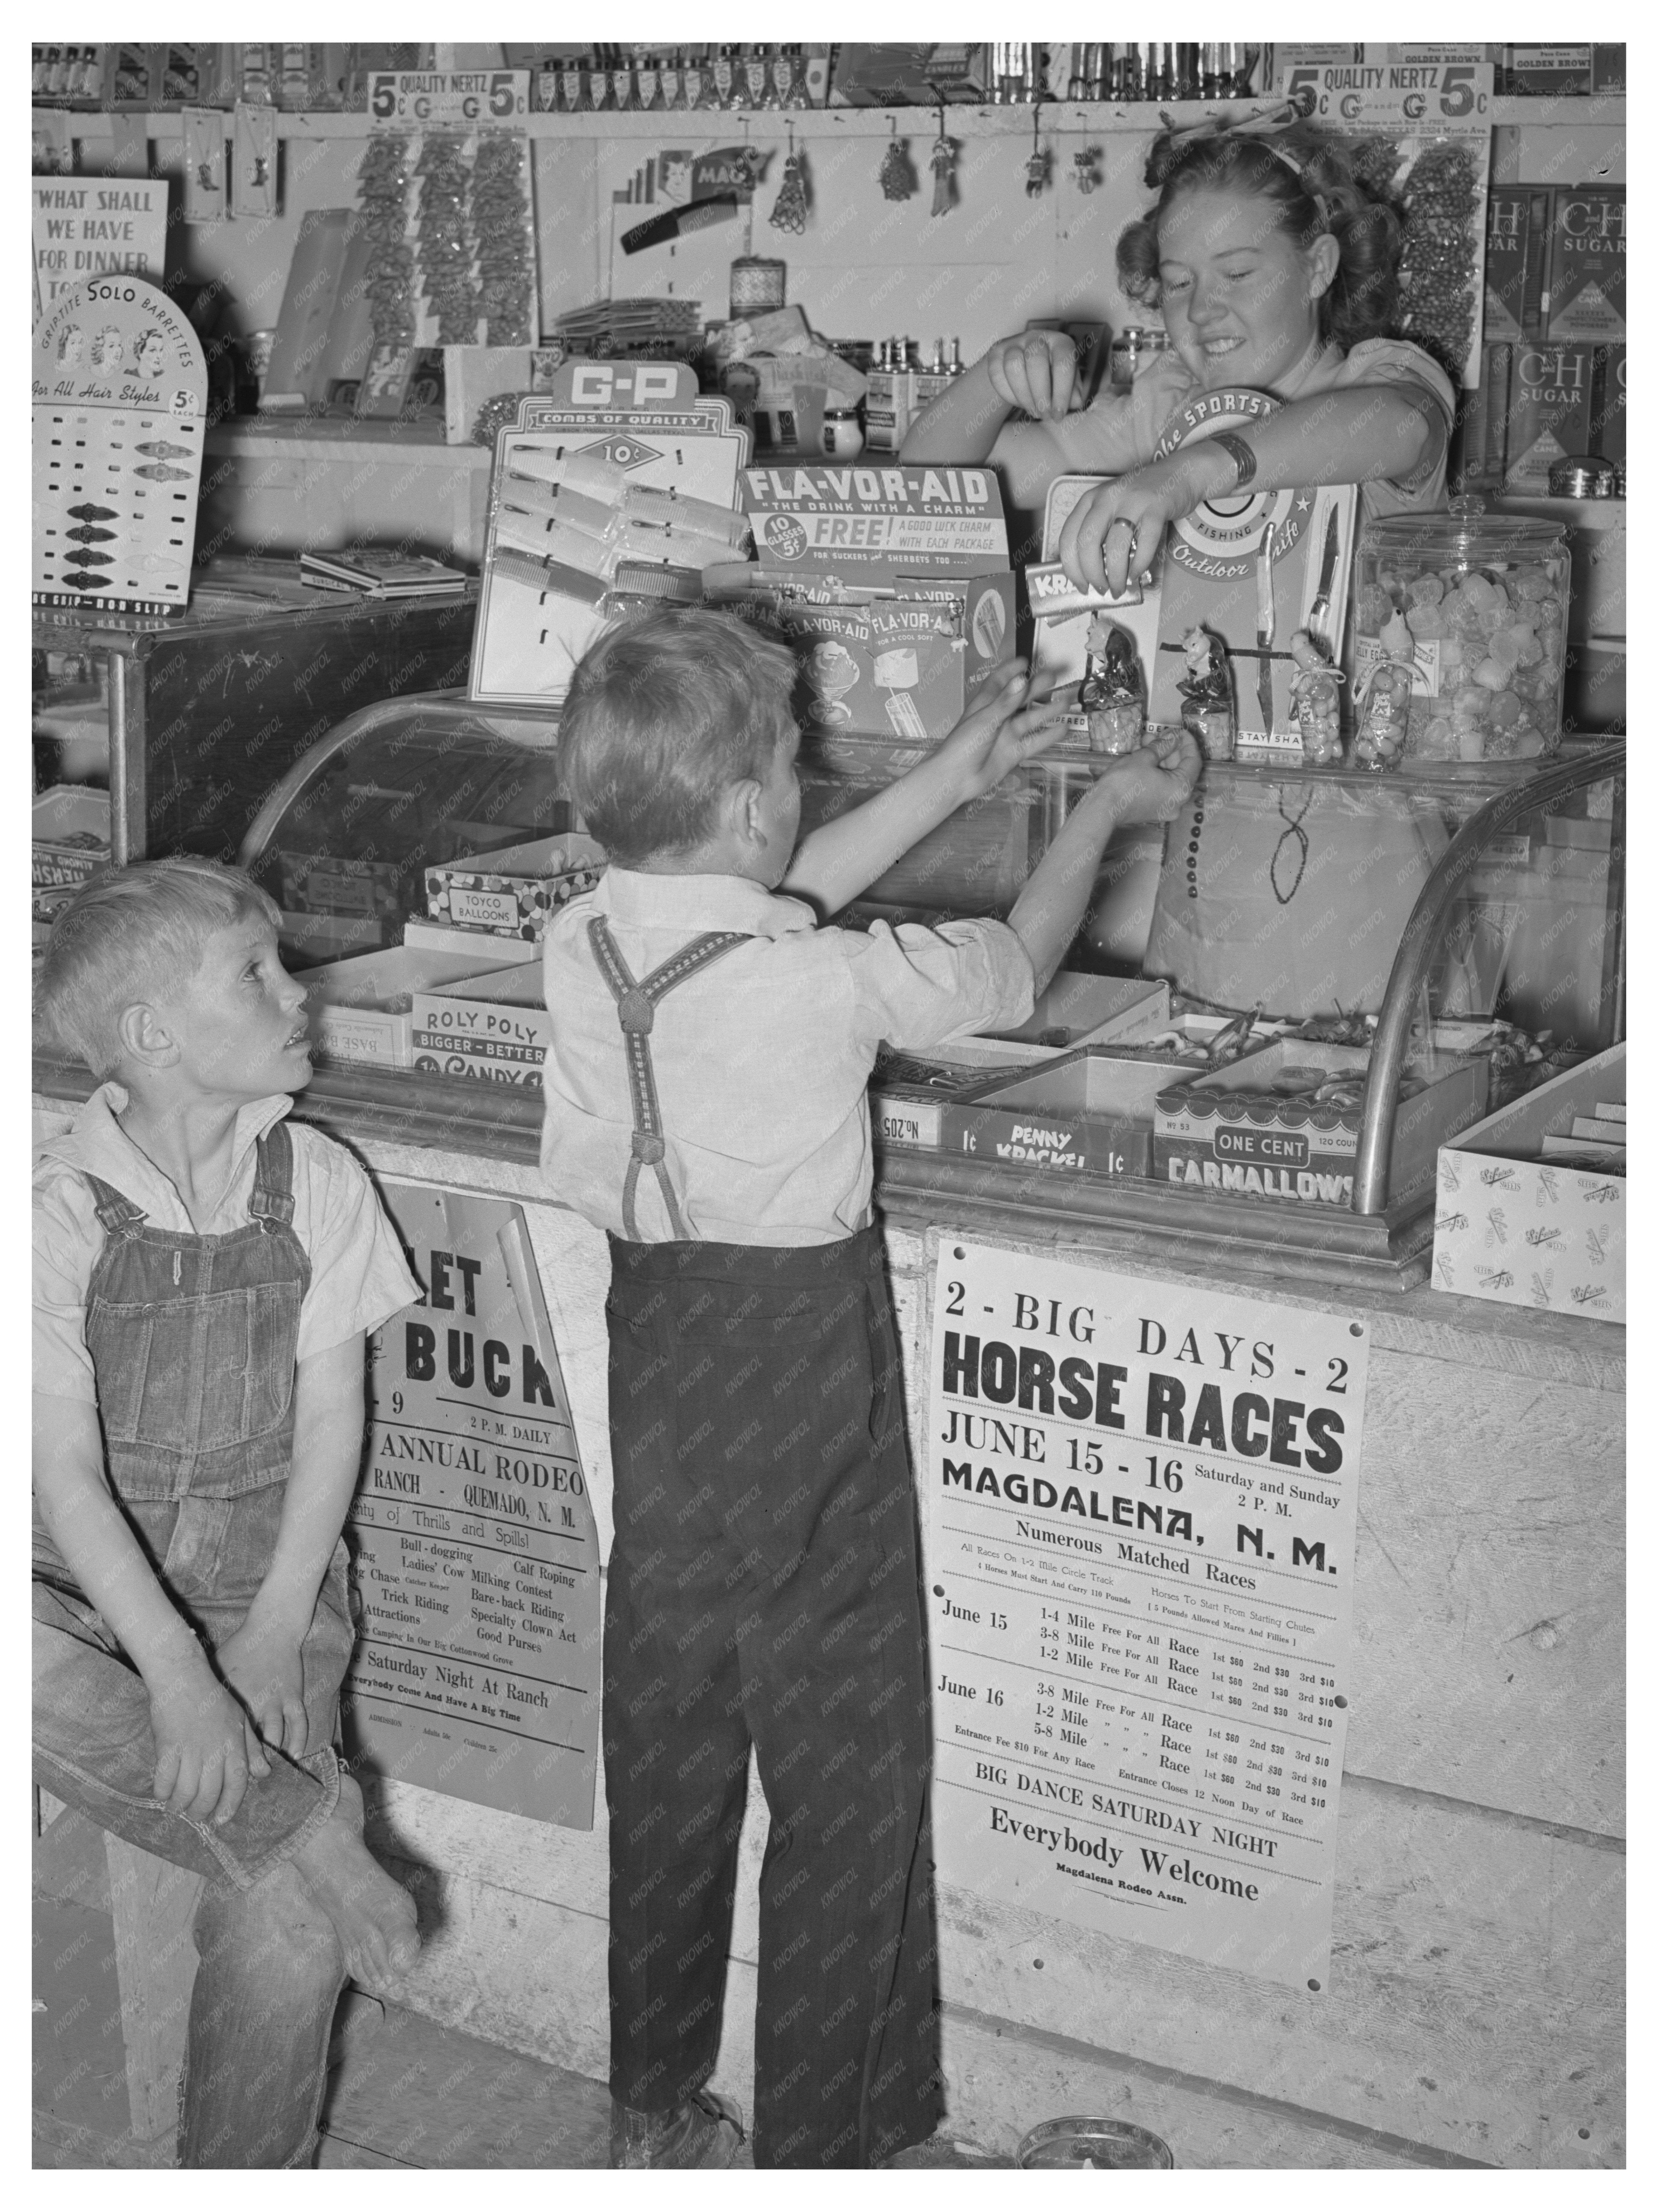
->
<box><xmin>1209</xmin><ymin>431</ymin><xmax>1257</xmax><ymax>491</ymax></box>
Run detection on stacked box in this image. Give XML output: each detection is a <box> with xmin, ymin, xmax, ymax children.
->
<box><xmin>1547</xmin><ymin>187</ymin><xmax>1625</xmax><ymax>342</ymax></box>
<box><xmin>1590</xmin><ymin>344</ymin><xmax>1626</xmax><ymax>470</ymax></box>
<box><xmin>1451</xmin><ymin>342</ymin><xmax>1513</xmax><ymax>489</ymax></box>
<box><xmin>1432</xmin><ymin>1045</ymin><xmax>1624</xmax><ymax>1321</ymax></box>
<box><xmin>1483</xmin><ymin>188</ymin><xmax>1552</xmax><ymax>342</ymax></box>
<box><xmin>1502</xmin><ymin>343</ymin><xmax>1596</xmax><ymax>489</ymax></box>
<box><xmin>423</xmin><ymin>834</ymin><xmax>606</xmax><ymax>944</ymax></box>
<box><xmin>412</xmin><ymin>965</ymin><xmax>551</xmax><ymax>1088</ymax></box>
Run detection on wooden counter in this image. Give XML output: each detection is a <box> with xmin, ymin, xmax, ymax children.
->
<box><xmin>32</xmin><ymin>1064</ymin><xmax>1625</xmax><ymax>2168</ymax></box>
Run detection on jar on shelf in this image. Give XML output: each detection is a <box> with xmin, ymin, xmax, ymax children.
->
<box><xmin>1351</xmin><ymin>499</ymin><xmax>1571</xmax><ymax>768</ymax></box>
<box><xmin>819</xmin><ymin>405</ymin><xmax>863</xmax><ymax>459</ymax></box>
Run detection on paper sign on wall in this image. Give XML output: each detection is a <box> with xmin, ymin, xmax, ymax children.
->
<box><xmin>923</xmin><ymin>1239</ymin><xmax>1367</xmax><ymax>1991</ymax></box>
<box><xmin>33</xmin><ymin>179</ymin><xmax>167</xmax><ymax>315</ymax></box>
<box><xmin>344</xmin><ymin>1182</ymin><xmax>601</xmax><ymax>1828</ymax></box>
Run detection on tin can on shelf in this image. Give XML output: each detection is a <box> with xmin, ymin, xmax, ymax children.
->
<box><xmin>1352</xmin><ymin>500</ymin><xmax>1571</xmax><ymax>767</ymax></box>
<box><xmin>1548</xmin><ymin>454</ymin><xmax>1618</xmax><ymax>499</ymax></box>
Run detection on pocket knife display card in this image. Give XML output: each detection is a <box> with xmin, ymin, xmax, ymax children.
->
<box><xmin>34</xmin><ymin>277</ymin><xmax>208</xmax><ymax>617</ymax></box>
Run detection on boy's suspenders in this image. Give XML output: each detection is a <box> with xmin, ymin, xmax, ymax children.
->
<box><xmin>587</xmin><ymin>917</ymin><xmax>749</xmax><ymax>1242</ymax></box>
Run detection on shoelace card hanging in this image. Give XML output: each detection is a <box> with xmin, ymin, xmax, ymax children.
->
<box><xmin>33</xmin><ymin>276</ymin><xmax>206</xmax><ymax>616</ymax></box>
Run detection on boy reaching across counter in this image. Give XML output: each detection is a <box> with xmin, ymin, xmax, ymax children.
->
<box><xmin>542</xmin><ymin>607</ymin><xmax>1200</xmax><ymax>2169</ymax></box>
<box><xmin>33</xmin><ymin>859</ymin><xmax>422</xmax><ymax>2169</ymax></box>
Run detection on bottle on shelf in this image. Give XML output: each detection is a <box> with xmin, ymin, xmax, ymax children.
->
<box><xmin>609</xmin><ymin>47</ymin><xmax>636</xmax><ymax>111</ymax></box>
<box><xmin>636</xmin><ymin>52</ymin><xmax>663</xmax><ymax>110</ymax></box>
<box><xmin>946</xmin><ymin>337</ymin><xmax>965</xmax><ymax>377</ymax></box>
<box><xmin>660</xmin><ymin>50</ymin><xmax>683</xmax><ymax>109</ymax></box>
<box><xmin>710</xmin><ymin>44</ymin><xmax>737</xmax><ymax>108</ymax></box>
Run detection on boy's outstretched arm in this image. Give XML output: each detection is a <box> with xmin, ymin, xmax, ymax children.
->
<box><xmin>1007</xmin><ymin>730</ymin><xmax>1201</xmax><ymax>993</ymax></box>
<box><xmin>782</xmin><ymin>660</ymin><xmax>1068</xmax><ymax>917</ymax></box>
<box><xmin>33</xmin><ymin>1393</ymin><xmax>270</xmax><ymax>1824</ymax></box>
<box><xmin>218</xmin><ymin>1334</ymin><xmax>366</xmax><ymax>1757</ymax></box>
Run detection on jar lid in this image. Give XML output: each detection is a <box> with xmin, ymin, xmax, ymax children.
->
<box><xmin>1360</xmin><ymin>495</ymin><xmax>1566</xmax><ymax>558</ymax></box>
<box><xmin>1548</xmin><ymin>453</ymin><xmax>1618</xmax><ymax>498</ymax></box>
<box><xmin>822</xmin><ymin>405</ymin><xmax>858</xmax><ymax>417</ymax></box>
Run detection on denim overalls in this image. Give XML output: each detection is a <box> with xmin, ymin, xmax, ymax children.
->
<box><xmin>33</xmin><ymin>1120</ymin><xmax>363</xmax><ymax>2165</ymax></box>
<box><xmin>33</xmin><ymin>1118</ymin><xmax>350</xmax><ymax>1881</ymax></box>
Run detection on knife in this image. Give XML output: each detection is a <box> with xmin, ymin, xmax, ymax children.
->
<box><xmin>1308</xmin><ymin>502</ymin><xmax>1342</xmax><ymax>646</ymax></box>
<box><xmin>1255</xmin><ymin>519</ymin><xmax>1277</xmax><ymax>738</ymax></box>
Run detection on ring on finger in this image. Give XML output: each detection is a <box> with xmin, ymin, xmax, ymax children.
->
<box><xmin>1107</xmin><ymin>517</ymin><xmax>1137</xmax><ymax>541</ymax></box>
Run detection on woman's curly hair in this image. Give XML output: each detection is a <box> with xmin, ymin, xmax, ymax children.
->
<box><xmin>1115</xmin><ymin>123</ymin><xmax>1402</xmax><ymax>354</ymax></box>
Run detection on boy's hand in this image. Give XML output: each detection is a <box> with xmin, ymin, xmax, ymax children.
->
<box><xmin>148</xmin><ymin>1656</ymin><xmax>272</xmax><ymax>1827</ymax></box>
<box><xmin>219</xmin><ymin>1616</ymin><xmax>311</xmax><ymax>1756</ymax></box>
<box><xmin>941</xmin><ymin>659</ymin><xmax>1070</xmax><ymax>801</ymax></box>
<box><xmin>1086</xmin><ymin>727</ymin><xmax>1203</xmax><ymax>824</ymax></box>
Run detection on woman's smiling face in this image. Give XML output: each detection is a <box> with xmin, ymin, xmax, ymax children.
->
<box><xmin>1156</xmin><ymin>187</ymin><xmax>1338</xmax><ymax>392</ymax></box>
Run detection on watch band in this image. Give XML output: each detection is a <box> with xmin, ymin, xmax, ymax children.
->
<box><xmin>1210</xmin><ymin>431</ymin><xmax>1258</xmax><ymax>491</ymax></box>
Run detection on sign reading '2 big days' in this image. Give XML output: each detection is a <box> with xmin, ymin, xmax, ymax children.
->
<box><xmin>925</xmin><ymin>1240</ymin><xmax>1368</xmax><ymax>1991</ymax></box>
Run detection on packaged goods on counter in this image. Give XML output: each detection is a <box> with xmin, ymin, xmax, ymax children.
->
<box><xmin>1155</xmin><ymin>1039</ymin><xmax>1490</xmax><ymax>1209</ymax></box>
<box><xmin>31</xmin><ymin>786</ymin><xmax>110</xmax><ymax>900</ymax></box>
<box><xmin>423</xmin><ymin>834</ymin><xmax>606</xmax><ymax>943</ymax></box>
<box><xmin>304</xmin><ymin>945</ymin><xmax>522</xmax><ymax>1068</ymax></box>
<box><xmin>1433</xmin><ymin>1043</ymin><xmax>1624</xmax><ymax>1319</ymax></box>
<box><xmin>712</xmin><ymin>460</ymin><xmax>1016</xmax><ymax>742</ymax></box>
<box><xmin>1352</xmin><ymin>505</ymin><xmax>1570</xmax><ymax>765</ymax></box>
<box><xmin>413</xmin><ymin>965</ymin><xmax>552</xmax><ymax>1087</ymax></box>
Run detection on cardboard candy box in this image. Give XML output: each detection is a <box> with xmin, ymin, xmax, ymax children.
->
<box><xmin>423</xmin><ymin>834</ymin><xmax>606</xmax><ymax>943</ymax></box>
<box><xmin>717</xmin><ymin>462</ymin><xmax>1017</xmax><ymax>744</ymax></box>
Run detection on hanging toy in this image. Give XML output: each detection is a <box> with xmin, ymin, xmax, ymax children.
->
<box><xmin>1072</xmin><ymin>146</ymin><xmax>1102</xmax><ymax>195</ymax></box>
<box><xmin>928</xmin><ymin>90</ymin><xmax>956</xmax><ymax>218</ymax></box>
<box><xmin>1078</xmin><ymin>617</ymin><xmax>1146</xmax><ymax>755</ymax></box>
<box><xmin>769</xmin><ymin>125</ymin><xmax>808</xmax><ymax>235</ymax></box>
<box><xmin>1353</xmin><ymin>659</ymin><xmax>1413</xmax><ymax>771</ymax></box>
<box><xmin>1177</xmin><ymin>624</ymin><xmax>1236</xmax><ymax>761</ymax></box>
<box><xmin>1287</xmin><ymin>629</ymin><xmax>1345</xmax><ymax>765</ymax></box>
<box><xmin>877</xmin><ymin>116</ymin><xmax>917</xmax><ymax>203</ymax></box>
<box><xmin>1025</xmin><ymin>96</ymin><xmax>1051</xmax><ymax>199</ymax></box>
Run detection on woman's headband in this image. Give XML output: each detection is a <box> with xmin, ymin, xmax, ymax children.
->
<box><xmin>1151</xmin><ymin>99</ymin><xmax>1332</xmax><ymax>229</ymax></box>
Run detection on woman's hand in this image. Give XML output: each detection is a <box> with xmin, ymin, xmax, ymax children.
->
<box><xmin>984</xmin><ymin>330</ymin><xmax>1085</xmax><ymax>422</ymax></box>
<box><xmin>939</xmin><ymin>659</ymin><xmax>1070</xmax><ymax>801</ymax></box>
<box><xmin>1057</xmin><ymin>447</ymin><xmax>1232</xmax><ymax>596</ymax></box>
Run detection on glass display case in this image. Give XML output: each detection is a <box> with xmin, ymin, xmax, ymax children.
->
<box><xmin>214</xmin><ymin>693</ymin><xmax>1626</xmax><ymax>1288</ymax></box>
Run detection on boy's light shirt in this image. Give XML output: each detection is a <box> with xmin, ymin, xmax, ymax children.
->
<box><xmin>540</xmin><ymin>868</ymin><xmax>1034</xmax><ymax>1247</ymax></box>
<box><xmin>34</xmin><ymin>1085</ymin><xmax>419</xmax><ymax>1402</ymax></box>
<box><xmin>999</xmin><ymin>335</ymin><xmax>1455</xmax><ymax>518</ymax></box>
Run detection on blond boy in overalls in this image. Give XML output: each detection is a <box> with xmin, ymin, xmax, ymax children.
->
<box><xmin>33</xmin><ymin>859</ymin><xmax>421</xmax><ymax>2166</ymax></box>
<box><xmin>542</xmin><ymin>608</ymin><xmax>1200</xmax><ymax>2168</ymax></box>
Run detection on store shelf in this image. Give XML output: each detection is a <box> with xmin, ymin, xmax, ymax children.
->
<box><xmin>39</xmin><ymin>96</ymin><xmax>1625</xmax><ymax>143</ymax></box>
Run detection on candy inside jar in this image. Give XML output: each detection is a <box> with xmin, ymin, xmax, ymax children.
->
<box><xmin>1352</xmin><ymin>501</ymin><xmax>1570</xmax><ymax>767</ymax></box>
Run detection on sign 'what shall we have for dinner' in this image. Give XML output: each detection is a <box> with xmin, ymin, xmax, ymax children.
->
<box><xmin>925</xmin><ymin>1242</ymin><xmax>1368</xmax><ymax>1991</ymax></box>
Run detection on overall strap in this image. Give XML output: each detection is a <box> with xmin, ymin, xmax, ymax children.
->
<box><xmin>80</xmin><ymin>1172</ymin><xmax>146</xmax><ymax>1236</ymax></box>
<box><xmin>247</xmin><ymin>1119</ymin><xmax>297</xmax><ymax>1229</ymax></box>
<box><xmin>587</xmin><ymin>917</ymin><xmax>749</xmax><ymax>1243</ymax></box>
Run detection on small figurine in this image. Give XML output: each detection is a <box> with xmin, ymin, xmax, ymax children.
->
<box><xmin>1176</xmin><ymin>624</ymin><xmax>1235</xmax><ymax>761</ymax></box>
<box><xmin>1078</xmin><ymin>617</ymin><xmax>1146</xmax><ymax>755</ymax></box>
<box><xmin>1353</xmin><ymin>658</ymin><xmax>1413</xmax><ymax>770</ymax></box>
<box><xmin>1287</xmin><ymin>629</ymin><xmax>1345</xmax><ymax>765</ymax></box>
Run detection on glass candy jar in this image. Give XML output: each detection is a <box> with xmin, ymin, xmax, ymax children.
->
<box><xmin>1351</xmin><ymin>500</ymin><xmax>1571</xmax><ymax>768</ymax></box>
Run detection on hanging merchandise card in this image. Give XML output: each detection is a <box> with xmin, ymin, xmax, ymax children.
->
<box><xmin>1272</xmin><ymin>58</ymin><xmax>1496</xmax><ymax>388</ymax></box>
<box><xmin>470</xmin><ymin>360</ymin><xmax>748</xmax><ymax>706</ymax></box>
<box><xmin>357</xmin><ymin>125</ymin><xmax>538</xmax><ymax>354</ymax></box>
<box><xmin>346</xmin><ymin>1184</ymin><xmax>602</xmax><ymax>1828</ymax></box>
<box><xmin>924</xmin><ymin>1240</ymin><xmax>1368</xmax><ymax>1992</ymax></box>
<box><xmin>1036</xmin><ymin>398</ymin><xmax>1357</xmax><ymax>754</ymax></box>
<box><xmin>33</xmin><ymin>276</ymin><xmax>206</xmax><ymax>616</ymax></box>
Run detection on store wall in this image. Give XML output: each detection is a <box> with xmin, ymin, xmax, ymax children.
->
<box><xmin>326</xmin><ymin>1137</ymin><xmax>1624</xmax><ymax>2170</ymax></box>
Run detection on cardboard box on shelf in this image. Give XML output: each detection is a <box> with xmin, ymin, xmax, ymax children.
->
<box><xmin>423</xmin><ymin>833</ymin><xmax>605</xmax><ymax>942</ymax></box>
<box><xmin>412</xmin><ymin>964</ymin><xmax>551</xmax><ymax>1087</ymax></box>
<box><xmin>1432</xmin><ymin>1043</ymin><xmax>1624</xmax><ymax>1320</ymax></box>
<box><xmin>1546</xmin><ymin>187</ymin><xmax>1625</xmax><ymax>343</ymax></box>
<box><xmin>876</xmin><ymin>1047</ymin><xmax>1165</xmax><ymax>1179</ymax></box>
<box><xmin>304</xmin><ymin>945</ymin><xmax>517</xmax><ymax>1068</ymax></box>
<box><xmin>1483</xmin><ymin>188</ymin><xmax>1553</xmax><ymax>343</ymax></box>
<box><xmin>403</xmin><ymin>915</ymin><xmax>540</xmax><ymax>966</ymax></box>
<box><xmin>1154</xmin><ymin>1041</ymin><xmax>1489</xmax><ymax>1210</ymax></box>
<box><xmin>1503</xmin><ymin>343</ymin><xmax>1596</xmax><ymax>490</ymax></box>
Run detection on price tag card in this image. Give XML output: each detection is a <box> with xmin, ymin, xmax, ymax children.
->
<box><xmin>368</xmin><ymin>69</ymin><xmax>531</xmax><ymax>125</ymax></box>
<box><xmin>925</xmin><ymin>1240</ymin><xmax>1368</xmax><ymax>1991</ymax></box>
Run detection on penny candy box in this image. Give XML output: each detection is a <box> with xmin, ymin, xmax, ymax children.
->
<box><xmin>423</xmin><ymin>833</ymin><xmax>606</xmax><ymax>942</ymax></box>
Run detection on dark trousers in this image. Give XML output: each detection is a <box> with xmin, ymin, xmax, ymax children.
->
<box><xmin>603</xmin><ymin>1228</ymin><xmax>943</xmax><ymax>2169</ymax></box>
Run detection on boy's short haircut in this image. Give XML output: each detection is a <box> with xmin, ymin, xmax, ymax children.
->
<box><xmin>559</xmin><ymin>608</ymin><xmax>800</xmax><ymax>866</ymax></box>
<box><xmin>35</xmin><ymin>856</ymin><xmax>283</xmax><ymax>1079</ymax></box>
